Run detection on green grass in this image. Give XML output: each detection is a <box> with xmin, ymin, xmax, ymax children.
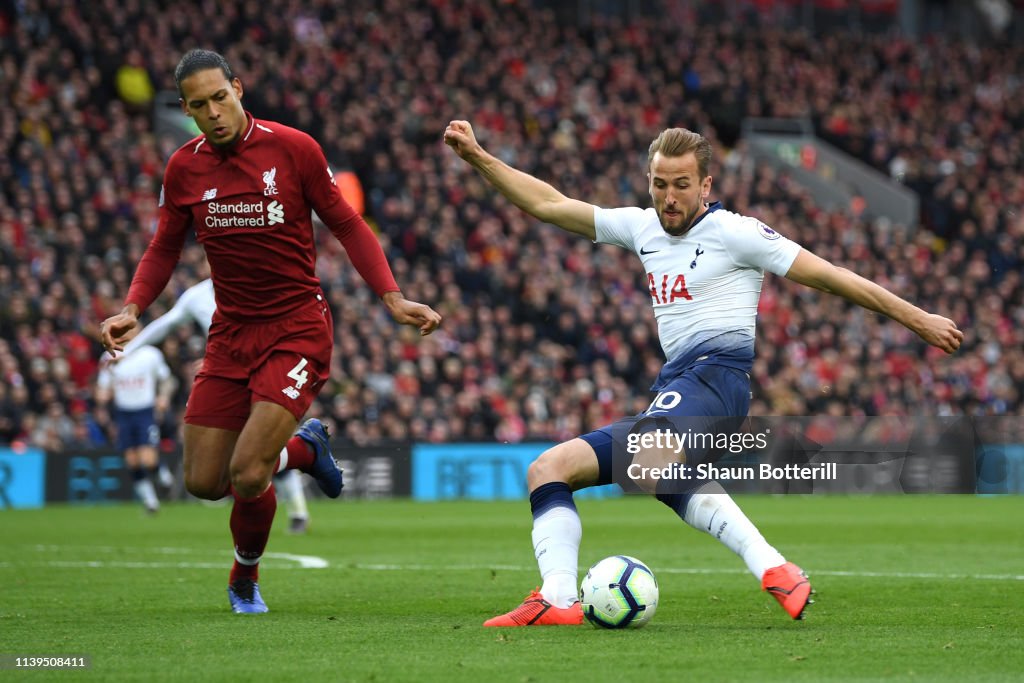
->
<box><xmin>2</xmin><ymin>496</ymin><xmax>1023</xmax><ymax>682</ymax></box>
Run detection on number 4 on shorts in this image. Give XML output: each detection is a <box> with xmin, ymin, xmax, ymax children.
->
<box><xmin>287</xmin><ymin>358</ymin><xmax>309</xmax><ymax>389</ymax></box>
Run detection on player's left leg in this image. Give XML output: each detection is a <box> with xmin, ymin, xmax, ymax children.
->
<box><xmin>254</xmin><ymin>300</ymin><xmax>341</xmax><ymax>499</ymax></box>
<box><xmin>124</xmin><ymin>445</ymin><xmax>159</xmax><ymax>514</ymax></box>
<box><xmin>274</xmin><ymin>470</ymin><xmax>310</xmax><ymax>534</ymax></box>
<box><xmin>661</xmin><ymin>480</ymin><xmax>811</xmax><ymax>617</ymax></box>
<box><xmin>650</xmin><ymin>365</ymin><xmax>813</xmax><ymax>619</ymax></box>
<box><xmin>117</xmin><ymin>410</ymin><xmax>160</xmax><ymax>513</ymax></box>
<box><xmin>134</xmin><ymin>444</ymin><xmax>162</xmax><ymax>513</ymax></box>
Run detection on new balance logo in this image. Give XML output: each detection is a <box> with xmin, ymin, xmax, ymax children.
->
<box><xmin>267</xmin><ymin>200</ymin><xmax>284</xmax><ymax>225</ymax></box>
<box><xmin>282</xmin><ymin>386</ymin><xmax>300</xmax><ymax>400</ymax></box>
<box><xmin>202</xmin><ymin>188</ymin><xmax>218</xmax><ymax>201</ymax></box>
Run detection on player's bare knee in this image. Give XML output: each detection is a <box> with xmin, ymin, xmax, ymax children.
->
<box><xmin>527</xmin><ymin>447</ymin><xmax>572</xmax><ymax>489</ymax></box>
<box><xmin>185</xmin><ymin>472</ymin><xmax>227</xmax><ymax>500</ymax></box>
<box><xmin>229</xmin><ymin>461</ymin><xmax>271</xmax><ymax>499</ymax></box>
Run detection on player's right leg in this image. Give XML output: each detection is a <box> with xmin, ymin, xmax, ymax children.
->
<box><xmin>483</xmin><ymin>438</ymin><xmax>598</xmax><ymax>627</ymax></box>
<box><xmin>184</xmin><ymin>422</ymin><xmax>274</xmax><ymax>615</ymax></box>
<box><xmin>182</xmin><ymin>424</ymin><xmax>237</xmax><ymax>502</ymax></box>
<box><xmin>183</xmin><ymin>371</ymin><xmax>266</xmax><ymax>614</ymax></box>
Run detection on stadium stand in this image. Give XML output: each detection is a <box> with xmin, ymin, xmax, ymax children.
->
<box><xmin>0</xmin><ymin>0</ymin><xmax>1021</xmax><ymax>454</ymax></box>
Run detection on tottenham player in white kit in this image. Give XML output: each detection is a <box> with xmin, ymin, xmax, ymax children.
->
<box><xmin>444</xmin><ymin>121</ymin><xmax>963</xmax><ymax>626</ymax></box>
<box><xmin>96</xmin><ymin>345</ymin><xmax>176</xmax><ymax>513</ymax></box>
<box><xmin>120</xmin><ymin>277</ymin><xmax>314</xmax><ymax>533</ymax></box>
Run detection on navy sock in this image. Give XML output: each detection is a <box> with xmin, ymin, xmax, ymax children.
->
<box><xmin>529</xmin><ymin>481</ymin><xmax>576</xmax><ymax>518</ymax></box>
<box><xmin>656</xmin><ymin>477</ymin><xmax>704</xmax><ymax>520</ymax></box>
<box><xmin>656</xmin><ymin>491</ymin><xmax>691</xmax><ymax>520</ymax></box>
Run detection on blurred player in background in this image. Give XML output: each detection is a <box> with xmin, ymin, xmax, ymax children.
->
<box><xmin>120</xmin><ymin>274</ymin><xmax>314</xmax><ymax>534</ymax></box>
<box><xmin>445</xmin><ymin>120</ymin><xmax>962</xmax><ymax>626</ymax></box>
<box><xmin>101</xmin><ymin>50</ymin><xmax>441</xmax><ymax>615</ymax></box>
<box><xmin>96</xmin><ymin>345</ymin><xmax>176</xmax><ymax>514</ymax></box>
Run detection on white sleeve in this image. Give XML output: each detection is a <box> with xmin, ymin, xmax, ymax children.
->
<box><xmin>96</xmin><ymin>362</ymin><xmax>112</xmax><ymax>390</ymax></box>
<box><xmin>123</xmin><ymin>298</ymin><xmax>193</xmax><ymax>354</ymax></box>
<box><xmin>593</xmin><ymin>206</ymin><xmax>646</xmax><ymax>251</ymax></box>
<box><xmin>721</xmin><ymin>216</ymin><xmax>802</xmax><ymax>276</ymax></box>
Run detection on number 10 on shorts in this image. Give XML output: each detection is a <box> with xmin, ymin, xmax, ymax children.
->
<box><xmin>282</xmin><ymin>358</ymin><xmax>309</xmax><ymax>400</ymax></box>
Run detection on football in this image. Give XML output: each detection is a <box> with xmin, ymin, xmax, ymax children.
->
<box><xmin>579</xmin><ymin>555</ymin><xmax>659</xmax><ymax>628</ymax></box>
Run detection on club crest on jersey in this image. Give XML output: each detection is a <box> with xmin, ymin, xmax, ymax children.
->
<box><xmin>262</xmin><ymin>167</ymin><xmax>279</xmax><ymax>196</ymax></box>
<box><xmin>690</xmin><ymin>245</ymin><xmax>704</xmax><ymax>269</ymax></box>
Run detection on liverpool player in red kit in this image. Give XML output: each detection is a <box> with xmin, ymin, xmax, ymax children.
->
<box><xmin>99</xmin><ymin>50</ymin><xmax>442</xmax><ymax>614</ymax></box>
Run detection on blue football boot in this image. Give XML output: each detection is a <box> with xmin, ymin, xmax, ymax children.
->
<box><xmin>295</xmin><ymin>418</ymin><xmax>344</xmax><ymax>498</ymax></box>
<box><xmin>228</xmin><ymin>578</ymin><xmax>269</xmax><ymax>614</ymax></box>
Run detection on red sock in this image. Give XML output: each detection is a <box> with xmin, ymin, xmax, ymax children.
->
<box><xmin>229</xmin><ymin>484</ymin><xmax>277</xmax><ymax>584</ymax></box>
<box><xmin>277</xmin><ymin>435</ymin><xmax>315</xmax><ymax>472</ymax></box>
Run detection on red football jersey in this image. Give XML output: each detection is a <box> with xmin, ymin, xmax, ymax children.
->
<box><xmin>126</xmin><ymin>114</ymin><xmax>398</xmax><ymax>322</ymax></box>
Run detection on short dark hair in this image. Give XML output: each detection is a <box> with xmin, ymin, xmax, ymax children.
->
<box><xmin>174</xmin><ymin>49</ymin><xmax>234</xmax><ymax>97</ymax></box>
<box><xmin>647</xmin><ymin>128</ymin><xmax>712</xmax><ymax>179</ymax></box>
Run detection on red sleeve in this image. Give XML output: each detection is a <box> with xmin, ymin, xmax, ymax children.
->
<box><xmin>298</xmin><ymin>135</ymin><xmax>400</xmax><ymax>297</ymax></box>
<box><xmin>125</xmin><ymin>172</ymin><xmax>189</xmax><ymax>313</ymax></box>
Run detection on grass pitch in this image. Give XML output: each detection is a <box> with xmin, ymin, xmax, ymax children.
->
<box><xmin>2</xmin><ymin>495</ymin><xmax>1022</xmax><ymax>682</ymax></box>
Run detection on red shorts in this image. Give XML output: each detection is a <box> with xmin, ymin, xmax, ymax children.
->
<box><xmin>184</xmin><ymin>293</ymin><xmax>333</xmax><ymax>431</ymax></box>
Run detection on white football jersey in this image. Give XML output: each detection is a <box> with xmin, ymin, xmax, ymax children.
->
<box><xmin>97</xmin><ymin>345</ymin><xmax>172</xmax><ymax>410</ymax></box>
<box><xmin>123</xmin><ymin>278</ymin><xmax>215</xmax><ymax>354</ymax></box>
<box><xmin>594</xmin><ymin>202</ymin><xmax>801</xmax><ymax>388</ymax></box>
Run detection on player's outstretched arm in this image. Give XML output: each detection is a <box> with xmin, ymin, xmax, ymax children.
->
<box><xmin>122</xmin><ymin>297</ymin><xmax>192</xmax><ymax>355</ymax></box>
<box><xmin>784</xmin><ymin>249</ymin><xmax>963</xmax><ymax>354</ymax></box>
<box><xmin>382</xmin><ymin>291</ymin><xmax>442</xmax><ymax>336</ymax></box>
<box><xmin>99</xmin><ymin>304</ymin><xmax>142</xmax><ymax>356</ymax></box>
<box><xmin>444</xmin><ymin>120</ymin><xmax>596</xmax><ymax>239</ymax></box>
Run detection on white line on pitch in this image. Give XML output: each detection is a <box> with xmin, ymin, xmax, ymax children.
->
<box><xmin>4</xmin><ymin>555</ymin><xmax>1022</xmax><ymax>581</ymax></box>
<box><xmin>18</xmin><ymin>546</ymin><xmax>329</xmax><ymax>569</ymax></box>
<box><xmin>348</xmin><ymin>563</ymin><xmax>1024</xmax><ymax>581</ymax></box>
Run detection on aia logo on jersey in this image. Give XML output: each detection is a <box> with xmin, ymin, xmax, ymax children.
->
<box><xmin>648</xmin><ymin>273</ymin><xmax>693</xmax><ymax>304</ymax></box>
<box><xmin>262</xmin><ymin>167</ymin><xmax>279</xmax><ymax>196</ymax></box>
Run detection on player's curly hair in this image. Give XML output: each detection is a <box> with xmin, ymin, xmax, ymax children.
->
<box><xmin>174</xmin><ymin>49</ymin><xmax>235</xmax><ymax>97</ymax></box>
<box><xmin>647</xmin><ymin>128</ymin><xmax>712</xmax><ymax>179</ymax></box>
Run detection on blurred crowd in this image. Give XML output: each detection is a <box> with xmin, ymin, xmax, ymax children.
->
<box><xmin>0</xmin><ymin>0</ymin><xmax>1021</xmax><ymax>454</ymax></box>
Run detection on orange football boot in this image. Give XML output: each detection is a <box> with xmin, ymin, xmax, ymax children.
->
<box><xmin>483</xmin><ymin>589</ymin><xmax>584</xmax><ymax>627</ymax></box>
<box><xmin>762</xmin><ymin>562</ymin><xmax>814</xmax><ymax>620</ymax></box>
